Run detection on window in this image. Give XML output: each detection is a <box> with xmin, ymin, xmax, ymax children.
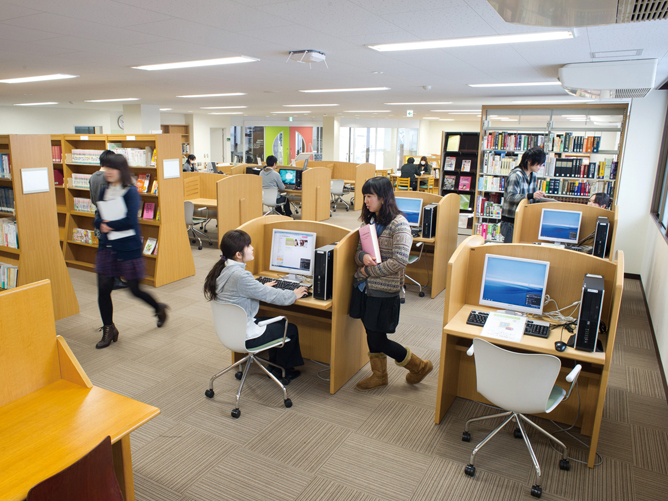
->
<box><xmin>651</xmin><ymin>106</ymin><xmax>668</xmax><ymax>237</ymax></box>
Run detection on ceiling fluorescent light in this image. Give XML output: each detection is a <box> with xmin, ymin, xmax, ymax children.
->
<box><xmin>385</xmin><ymin>102</ymin><xmax>453</xmax><ymax>105</ymax></box>
<box><xmin>208</xmin><ymin>112</ymin><xmax>244</xmax><ymax>115</ymax></box>
<box><xmin>84</xmin><ymin>98</ymin><xmax>139</xmax><ymax>102</ymax></box>
<box><xmin>423</xmin><ymin>117</ymin><xmax>440</xmax><ymax>119</ymax></box>
<box><xmin>159</xmin><ymin>108</ymin><xmax>172</xmax><ymax>111</ymax></box>
<box><xmin>14</xmin><ymin>102</ymin><xmax>58</xmax><ymax>106</ymax></box>
<box><xmin>448</xmin><ymin>112</ymin><xmax>480</xmax><ymax>115</ymax></box>
<box><xmin>283</xmin><ymin>104</ymin><xmax>339</xmax><ymax>107</ymax></box>
<box><xmin>201</xmin><ymin>106</ymin><xmax>247</xmax><ymax>109</ymax></box>
<box><xmin>512</xmin><ymin>99</ymin><xmax>593</xmax><ymax>104</ymax></box>
<box><xmin>439</xmin><ymin>119</ymin><xmax>455</xmax><ymax>121</ymax></box>
<box><xmin>271</xmin><ymin>111</ymin><xmax>311</xmax><ymax>114</ymax></box>
<box><xmin>468</xmin><ymin>82</ymin><xmax>562</xmax><ymax>88</ymax></box>
<box><xmin>177</xmin><ymin>93</ymin><xmax>246</xmax><ymax>98</ymax></box>
<box><xmin>133</xmin><ymin>56</ymin><xmax>258</xmax><ymax>71</ymax></box>
<box><xmin>0</xmin><ymin>74</ymin><xmax>78</xmax><ymax>84</ymax></box>
<box><xmin>344</xmin><ymin>110</ymin><xmax>391</xmax><ymax>113</ymax></box>
<box><xmin>300</xmin><ymin>87</ymin><xmax>390</xmax><ymax>93</ymax></box>
<box><xmin>368</xmin><ymin>31</ymin><xmax>573</xmax><ymax>52</ymax></box>
<box><xmin>431</xmin><ymin>109</ymin><xmax>480</xmax><ymax>112</ymax></box>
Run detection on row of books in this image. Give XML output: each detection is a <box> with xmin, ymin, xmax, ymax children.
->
<box><xmin>73</xmin><ymin>197</ymin><xmax>96</xmax><ymax>213</ymax></box>
<box><xmin>143</xmin><ymin>237</ymin><xmax>159</xmax><ymax>255</ymax></box>
<box><xmin>0</xmin><ymin>262</ymin><xmax>18</xmax><ymax>290</ymax></box>
<box><xmin>1</xmin><ymin>219</ymin><xmax>18</xmax><ymax>248</ymax></box>
<box><xmin>545</xmin><ymin>157</ymin><xmax>617</xmax><ymax>179</ymax></box>
<box><xmin>70</xmin><ymin>173</ymin><xmax>92</xmax><ymax>189</ymax></box>
<box><xmin>137</xmin><ymin>174</ymin><xmax>158</xmax><ymax>194</ymax></box>
<box><xmin>548</xmin><ymin>133</ymin><xmax>601</xmax><ymax>153</ymax></box>
<box><xmin>476</xmin><ymin>196</ymin><xmax>503</xmax><ymax>217</ymax></box>
<box><xmin>443</xmin><ymin>157</ymin><xmax>472</xmax><ymax>172</ymax></box>
<box><xmin>0</xmin><ymin>187</ymin><xmax>15</xmax><ymax>214</ymax></box>
<box><xmin>182</xmin><ymin>143</ymin><xmax>190</xmax><ymax>155</ymax></box>
<box><xmin>478</xmin><ymin>175</ymin><xmax>506</xmax><ymax>192</ymax></box>
<box><xmin>52</xmin><ymin>145</ymin><xmax>63</xmax><ymax>163</ymax></box>
<box><xmin>539</xmin><ymin>179</ymin><xmax>596</xmax><ymax>197</ymax></box>
<box><xmin>481</xmin><ymin>151</ymin><xmax>518</xmax><ymax>176</ymax></box>
<box><xmin>475</xmin><ymin>222</ymin><xmax>503</xmax><ymax>242</ymax></box>
<box><xmin>109</xmin><ymin>145</ymin><xmax>157</xmax><ymax>167</ymax></box>
<box><xmin>0</xmin><ymin>154</ymin><xmax>10</xmax><ymax>179</ymax></box>
<box><xmin>138</xmin><ymin>202</ymin><xmax>159</xmax><ymax>220</ymax></box>
<box><xmin>70</xmin><ymin>149</ymin><xmax>104</xmax><ymax>165</ymax></box>
<box><xmin>72</xmin><ymin>228</ymin><xmax>98</xmax><ymax>245</ymax></box>
<box><xmin>443</xmin><ymin>175</ymin><xmax>472</xmax><ymax>191</ymax></box>
<box><xmin>484</xmin><ymin>133</ymin><xmax>545</xmax><ymax>151</ymax></box>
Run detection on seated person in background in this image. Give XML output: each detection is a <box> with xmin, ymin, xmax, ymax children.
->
<box><xmin>183</xmin><ymin>154</ymin><xmax>196</xmax><ymax>172</ymax></box>
<box><xmin>399</xmin><ymin>157</ymin><xmax>420</xmax><ymax>190</ymax></box>
<box><xmin>418</xmin><ymin>156</ymin><xmax>432</xmax><ymax>190</ymax></box>
<box><xmin>204</xmin><ymin>229</ymin><xmax>307</xmax><ymax>380</ymax></box>
<box><xmin>588</xmin><ymin>192</ymin><xmax>611</xmax><ymax>209</ymax></box>
<box><xmin>260</xmin><ymin>155</ymin><xmax>292</xmax><ymax>216</ymax></box>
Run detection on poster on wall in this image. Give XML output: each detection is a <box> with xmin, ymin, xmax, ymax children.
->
<box><xmin>264</xmin><ymin>127</ymin><xmax>290</xmax><ymax>165</ymax></box>
<box><xmin>289</xmin><ymin>127</ymin><xmax>314</xmax><ymax>162</ymax></box>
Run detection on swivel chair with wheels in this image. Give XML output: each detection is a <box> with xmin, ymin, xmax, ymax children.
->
<box><xmin>185</xmin><ymin>201</ymin><xmax>212</xmax><ymax>250</ymax></box>
<box><xmin>462</xmin><ymin>338</ymin><xmax>582</xmax><ymax>499</ymax></box>
<box><xmin>330</xmin><ymin>179</ymin><xmax>349</xmax><ymax>212</ymax></box>
<box><xmin>403</xmin><ymin>241</ymin><xmax>425</xmax><ymax>299</ymax></box>
<box><xmin>262</xmin><ymin>187</ymin><xmax>281</xmax><ymax>216</ymax></box>
<box><xmin>205</xmin><ymin>302</ymin><xmax>293</xmax><ymax>418</ymax></box>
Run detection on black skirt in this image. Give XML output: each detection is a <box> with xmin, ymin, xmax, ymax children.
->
<box><xmin>349</xmin><ymin>286</ymin><xmax>401</xmax><ymax>333</ymax></box>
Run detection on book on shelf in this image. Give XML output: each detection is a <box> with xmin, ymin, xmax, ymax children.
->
<box><xmin>459</xmin><ymin>194</ymin><xmax>470</xmax><ymax>210</ymax></box>
<box><xmin>150</xmin><ymin>180</ymin><xmax>158</xmax><ymax>195</ymax></box>
<box><xmin>476</xmin><ymin>222</ymin><xmax>502</xmax><ymax>242</ymax></box>
<box><xmin>70</xmin><ymin>173</ymin><xmax>92</xmax><ymax>189</ymax></box>
<box><xmin>0</xmin><ymin>187</ymin><xmax>15</xmax><ymax>214</ymax></box>
<box><xmin>53</xmin><ymin>169</ymin><xmax>64</xmax><ymax>186</ymax></box>
<box><xmin>136</xmin><ymin>173</ymin><xmax>151</xmax><ymax>193</ymax></box>
<box><xmin>70</xmin><ymin>149</ymin><xmax>104</xmax><ymax>165</ymax></box>
<box><xmin>52</xmin><ymin>145</ymin><xmax>62</xmax><ymax>163</ymax></box>
<box><xmin>0</xmin><ymin>153</ymin><xmax>10</xmax><ymax>179</ymax></box>
<box><xmin>0</xmin><ymin>261</ymin><xmax>18</xmax><ymax>290</ymax></box>
<box><xmin>72</xmin><ymin>228</ymin><xmax>97</xmax><ymax>245</ymax></box>
<box><xmin>481</xmin><ymin>151</ymin><xmax>517</xmax><ymax>176</ymax></box>
<box><xmin>485</xmin><ymin>133</ymin><xmax>544</xmax><ymax>151</ymax></box>
<box><xmin>458</xmin><ymin>176</ymin><xmax>471</xmax><ymax>191</ymax></box>
<box><xmin>151</xmin><ymin>148</ymin><xmax>157</xmax><ymax>167</ymax></box>
<box><xmin>458</xmin><ymin>213</ymin><xmax>470</xmax><ymax>229</ymax></box>
<box><xmin>446</xmin><ymin>135</ymin><xmax>461</xmax><ymax>152</ymax></box>
<box><xmin>1</xmin><ymin>219</ymin><xmax>18</xmax><ymax>248</ymax></box>
<box><xmin>461</xmin><ymin>159</ymin><xmax>471</xmax><ymax>172</ymax></box>
<box><xmin>156</xmin><ymin>207</ymin><xmax>160</xmax><ymax>221</ymax></box>
<box><xmin>109</xmin><ymin>145</ymin><xmax>155</xmax><ymax>167</ymax></box>
<box><xmin>143</xmin><ymin>237</ymin><xmax>158</xmax><ymax>255</ymax></box>
<box><xmin>478</xmin><ymin>175</ymin><xmax>505</xmax><ymax>192</ymax></box>
<box><xmin>142</xmin><ymin>202</ymin><xmax>155</xmax><ymax>220</ymax></box>
<box><xmin>359</xmin><ymin>224</ymin><xmax>382</xmax><ymax>263</ymax></box>
<box><xmin>137</xmin><ymin>201</ymin><xmax>144</xmax><ymax>218</ymax></box>
<box><xmin>73</xmin><ymin>197</ymin><xmax>95</xmax><ymax>213</ymax></box>
<box><xmin>443</xmin><ymin>175</ymin><xmax>457</xmax><ymax>191</ymax></box>
<box><xmin>444</xmin><ymin>156</ymin><xmax>456</xmax><ymax>170</ymax></box>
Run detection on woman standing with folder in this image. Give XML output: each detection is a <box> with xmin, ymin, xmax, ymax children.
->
<box><xmin>349</xmin><ymin>177</ymin><xmax>433</xmax><ymax>391</ymax></box>
<box><xmin>94</xmin><ymin>154</ymin><xmax>168</xmax><ymax>349</ymax></box>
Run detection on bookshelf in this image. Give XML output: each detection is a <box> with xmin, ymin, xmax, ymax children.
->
<box><xmin>51</xmin><ymin>135</ymin><xmax>66</xmax><ymax>245</ymax></box>
<box><xmin>160</xmin><ymin>124</ymin><xmax>191</xmax><ymax>159</ymax></box>
<box><xmin>0</xmin><ymin>134</ymin><xmax>78</xmax><ymax>319</ymax></box>
<box><xmin>62</xmin><ymin>134</ymin><xmax>195</xmax><ymax>287</ymax></box>
<box><xmin>473</xmin><ymin>104</ymin><xmax>629</xmax><ymax>242</ymax></box>
<box><xmin>439</xmin><ymin>132</ymin><xmax>480</xmax><ymax>234</ymax></box>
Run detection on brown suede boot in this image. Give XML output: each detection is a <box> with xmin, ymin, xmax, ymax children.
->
<box><xmin>355</xmin><ymin>353</ymin><xmax>388</xmax><ymax>391</ymax></box>
<box><xmin>96</xmin><ymin>324</ymin><xmax>119</xmax><ymax>349</ymax></box>
<box><xmin>396</xmin><ymin>348</ymin><xmax>433</xmax><ymax>384</ymax></box>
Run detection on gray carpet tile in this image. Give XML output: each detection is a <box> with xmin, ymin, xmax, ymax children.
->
<box><xmin>295</xmin><ymin>476</ymin><xmax>385</xmax><ymax>501</ymax></box>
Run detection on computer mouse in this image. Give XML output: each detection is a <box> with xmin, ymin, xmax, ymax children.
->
<box><xmin>554</xmin><ymin>341</ymin><xmax>567</xmax><ymax>352</ymax></box>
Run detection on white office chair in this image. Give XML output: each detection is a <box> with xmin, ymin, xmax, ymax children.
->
<box><xmin>262</xmin><ymin>187</ymin><xmax>281</xmax><ymax>216</ymax></box>
<box><xmin>204</xmin><ymin>302</ymin><xmax>293</xmax><ymax>418</ymax></box>
<box><xmin>402</xmin><ymin>242</ymin><xmax>425</xmax><ymax>299</ymax></box>
<box><xmin>185</xmin><ymin>201</ymin><xmax>212</xmax><ymax>250</ymax></box>
<box><xmin>330</xmin><ymin>179</ymin><xmax>349</xmax><ymax>212</ymax></box>
<box><xmin>462</xmin><ymin>338</ymin><xmax>582</xmax><ymax>499</ymax></box>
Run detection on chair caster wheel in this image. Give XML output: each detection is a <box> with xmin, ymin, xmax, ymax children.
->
<box><xmin>464</xmin><ymin>464</ymin><xmax>475</xmax><ymax>477</ymax></box>
<box><xmin>462</xmin><ymin>431</ymin><xmax>471</xmax><ymax>442</ymax></box>
<box><xmin>530</xmin><ymin>485</ymin><xmax>542</xmax><ymax>498</ymax></box>
<box><xmin>191</xmin><ymin>239</ymin><xmax>196</xmax><ymax>244</ymax></box>
<box><xmin>203</xmin><ymin>229</ymin><xmax>208</xmax><ymax>233</ymax></box>
<box><xmin>235</xmin><ymin>371</ymin><xmax>242</xmax><ymax>380</ymax></box>
<box><xmin>559</xmin><ymin>459</ymin><xmax>570</xmax><ymax>471</ymax></box>
<box><xmin>204</xmin><ymin>389</ymin><xmax>214</xmax><ymax>398</ymax></box>
<box><xmin>333</xmin><ymin>208</ymin><xmax>337</xmax><ymax>212</ymax></box>
<box><xmin>346</xmin><ymin>208</ymin><xmax>349</xmax><ymax>211</ymax></box>
<box><xmin>514</xmin><ymin>428</ymin><xmax>522</xmax><ymax>439</ymax></box>
<box><xmin>208</xmin><ymin>242</ymin><xmax>213</xmax><ymax>246</ymax></box>
<box><xmin>198</xmin><ymin>246</ymin><xmax>202</xmax><ymax>250</ymax></box>
<box><xmin>284</xmin><ymin>398</ymin><xmax>292</xmax><ymax>408</ymax></box>
<box><xmin>231</xmin><ymin>408</ymin><xmax>241</xmax><ymax>419</ymax></box>
<box><xmin>281</xmin><ymin>378</ymin><xmax>290</xmax><ymax>386</ymax></box>
<box><xmin>400</xmin><ymin>298</ymin><xmax>405</xmax><ymax>304</ymax></box>
<box><xmin>419</xmin><ymin>291</ymin><xmax>425</xmax><ymax>297</ymax></box>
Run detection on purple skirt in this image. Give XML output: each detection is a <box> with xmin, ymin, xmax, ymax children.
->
<box><xmin>95</xmin><ymin>248</ymin><xmax>146</xmax><ymax>280</ymax></box>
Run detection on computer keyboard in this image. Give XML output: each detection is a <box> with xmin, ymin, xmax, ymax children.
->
<box><xmin>257</xmin><ymin>276</ymin><xmax>312</xmax><ymax>296</ymax></box>
<box><xmin>465</xmin><ymin>310</ymin><xmax>551</xmax><ymax>338</ymax></box>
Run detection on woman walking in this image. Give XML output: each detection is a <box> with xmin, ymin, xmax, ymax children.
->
<box><xmin>94</xmin><ymin>153</ymin><xmax>167</xmax><ymax>349</ymax></box>
<box><xmin>350</xmin><ymin>177</ymin><xmax>433</xmax><ymax>391</ymax></box>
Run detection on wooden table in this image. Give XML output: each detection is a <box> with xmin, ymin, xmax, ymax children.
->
<box><xmin>187</xmin><ymin>197</ymin><xmax>217</xmax><ymax>208</ymax></box>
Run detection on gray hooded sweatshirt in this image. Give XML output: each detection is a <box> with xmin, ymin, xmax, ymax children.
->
<box><xmin>214</xmin><ymin>260</ymin><xmax>296</xmax><ymax>340</ymax></box>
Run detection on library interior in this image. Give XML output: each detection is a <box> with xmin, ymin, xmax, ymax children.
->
<box><xmin>3</xmin><ymin>1</ymin><xmax>668</xmax><ymax>500</ymax></box>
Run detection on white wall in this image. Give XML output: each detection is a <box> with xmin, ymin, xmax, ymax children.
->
<box><xmin>425</xmin><ymin>119</ymin><xmax>481</xmax><ymax>154</ymax></box>
<box><xmin>160</xmin><ymin>113</ymin><xmax>186</xmax><ymax>125</ymax></box>
<box><xmin>642</xmin><ymin>221</ymin><xmax>668</xmax><ymax>374</ymax></box>
<box><xmin>189</xmin><ymin>114</ymin><xmax>231</xmax><ymax>161</ymax></box>
<box><xmin>0</xmin><ymin>106</ymin><xmax>113</xmax><ymax>134</ymax></box>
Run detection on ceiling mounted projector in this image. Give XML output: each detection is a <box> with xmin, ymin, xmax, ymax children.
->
<box><xmin>487</xmin><ymin>0</ymin><xmax>668</xmax><ymax>26</ymax></box>
<box><xmin>287</xmin><ymin>50</ymin><xmax>328</xmax><ymax>68</ymax></box>
<box><xmin>558</xmin><ymin>59</ymin><xmax>657</xmax><ymax>98</ymax></box>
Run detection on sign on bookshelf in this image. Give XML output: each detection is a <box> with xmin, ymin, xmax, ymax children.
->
<box><xmin>163</xmin><ymin>158</ymin><xmax>180</xmax><ymax>179</ymax></box>
<box><xmin>21</xmin><ymin>167</ymin><xmax>50</xmax><ymax>194</ymax></box>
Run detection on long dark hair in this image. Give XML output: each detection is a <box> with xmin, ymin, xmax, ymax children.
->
<box><xmin>518</xmin><ymin>147</ymin><xmax>546</xmax><ymax>172</ymax></box>
<box><xmin>203</xmin><ymin>230</ymin><xmax>252</xmax><ymax>301</ymax></box>
<box><xmin>107</xmin><ymin>153</ymin><xmax>134</xmax><ymax>187</ymax></box>
<box><xmin>360</xmin><ymin>177</ymin><xmax>403</xmax><ymax>226</ymax></box>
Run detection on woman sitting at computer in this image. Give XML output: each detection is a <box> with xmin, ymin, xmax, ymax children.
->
<box><xmin>204</xmin><ymin>230</ymin><xmax>308</xmax><ymax>380</ymax></box>
<box><xmin>349</xmin><ymin>177</ymin><xmax>433</xmax><ymax>391</ymax></box>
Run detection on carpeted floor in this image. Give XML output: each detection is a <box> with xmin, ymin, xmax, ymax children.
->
<box><xmin>54</xmin><ymin>203</ymin><xmax>668</xmax><ymax>501</ymax></box>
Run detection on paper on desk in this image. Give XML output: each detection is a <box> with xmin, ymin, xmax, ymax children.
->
<box><xmin>96</xmin><ymin>197</ymin><xmax>136</xmax><ymax>241</ymax></box>
<box><xmin>480</xmin><ymin>312</ymin><xmax>526</xmax><ymax>343</ymax></box>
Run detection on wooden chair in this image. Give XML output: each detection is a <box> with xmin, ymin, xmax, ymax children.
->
<box><xmin>375</xmin><ymin>170</ymin><xmax>389</xmax><ymax>178</ymax></box>
<box><xmin>396</xmin><ymin>177</ymin><xmax>411</xmax><ymax>191</ymax></box>
<box><xmin>418</xmin><ymin>176</ymin><xmax>435</xmax><ymax>193</ymax></box>
<box><xmin>27</xmin><ymin>436</ymin><xmax>123</xmax><ymax>501</ymax></box>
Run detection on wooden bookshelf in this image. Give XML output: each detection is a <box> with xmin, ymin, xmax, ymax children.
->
<box><xmin>51</xmin><ymin>135</ymin><xmax>66</xmax><ymax>245</ymax></box>
<box><xmin>160</xmin><ymin>124</ymin><xmax>190</xmax><ymax>159</ymax></box>
<box><xmin>0</xmin><ymin>134</ymin><xmax>78</xmax><ymax>319</ymax></box>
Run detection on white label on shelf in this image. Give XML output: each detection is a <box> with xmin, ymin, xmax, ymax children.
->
<box><xmin>163</xmin><ymin>159</ymin><xmax>180</xmax><ymax>179</ymax></box>
<box><xmin>21</xmin><ymin>167</ymin><xmax>50</xmax><ymax>194</ymax></box>
<box><xmin>126</xmin><ymin>135</ymin><xmax>136</xmax><ymax>141</ymax></box>
<box><xmin>80</xmin><ymin>136</ymin><xmax>88</xmax><ymax>140</ymax></box>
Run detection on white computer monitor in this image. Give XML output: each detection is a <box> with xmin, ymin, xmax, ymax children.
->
<box><xmin>538</xmin><ymin>208</ymin><xmax>582</xmax><ymax>244</ymax></box>
<box><xmin>479</xmin><ymin>254</ymin><xmax>550</xmax><ymax>315</ymax></box>
<box><xmin>269</xmin><ymin>229</ymin><xmax>317</xmax><ymax>276</ymax></box>
<box><xmin>395</xmin><ymin>197</ymin><xmax>423</xmax><ymax>228</ymax></box>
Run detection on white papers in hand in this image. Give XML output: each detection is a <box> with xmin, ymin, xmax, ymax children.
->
<box><xmin>480</xmin><ymin>312</ymin><xmax>526</xmax><ymax>343</ymax></box>
<box><xmin>96</xmin><ymin>197</ymin><xmax>136</xmax><ymax>241</ymax></box>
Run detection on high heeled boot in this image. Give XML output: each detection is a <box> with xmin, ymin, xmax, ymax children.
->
<box><xmin>355</xmin><ymin>353</ymin><xmax>388</xmax><ymax>391</ymax></box>
<box><xmin>96</xmin><ymin>324</ymin><xmax>119</xmax><ymax>349</ymax></box>
<box><xmin>396</xmin><ymin>348</ymin><xmax>433</xmax><ymax>384</ymax></box>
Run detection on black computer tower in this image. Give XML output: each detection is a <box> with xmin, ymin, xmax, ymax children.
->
<box><xmin>314</xmin><ymin>244</ymin><xmax>335</xmax><ymax>300</ymax></box>
<box><xmin>422</xmin><ymin>203</ymin><xmax>438</xmax><ymax>238</ymax></box>
<box><xmin>575</xmin><ymin>274</ymin><xmax>605</xmax><ymax>352</ymax></box>
<box><xmin>592</xmin><ymin>216</ymin><xmax>609</xmax><ymax>258</ymax></box>
<box><xmin>295</xmin><ymin>169</ymin><xmax>303</xmax><ymax>189</ymax></box>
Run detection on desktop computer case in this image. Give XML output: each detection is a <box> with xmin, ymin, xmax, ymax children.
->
<box><xmin>295</xmin><ymin>169</ymin><xmax>303</xmax><ymax>190</ymax></box>
<box><xmin>575</xmin><ymin>274</ymin><xmax>605</xmax><ymax>352</ymax></box>
<box><xmin>422</xmin><ymin>203</ymin><xmax>438</xmax><ymax>238</ymax></box>
<box><xmin>592</xmin><ymin>217</ymin><xmax>609</xmax><ymax>258</ymax></box>
<box><xmin>314</xmin><ymin>244</ymin><xmax>335</xmax><ymax>300</ymax></box>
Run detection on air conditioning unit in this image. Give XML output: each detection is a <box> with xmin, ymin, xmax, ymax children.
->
<box><xmin>558</xmin><ymin>59</ymin><xmax>657</xmax><ymax>99</ymax></box>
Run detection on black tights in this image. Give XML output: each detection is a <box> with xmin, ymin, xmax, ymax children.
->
<box><xmin>98</xmin><ymin>273</ymin><xmax>160</xmax><ymax>326</ymax></box>
<box><xmin>366</xmin><ymin>329</ymin><xmax>408</xmax><ymax>362</ymax></box>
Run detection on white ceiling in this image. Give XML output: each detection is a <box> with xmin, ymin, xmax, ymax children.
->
<box><xmin>0</xmin><ymin>0</ymin><xmax>667</xmax><ymax>119</ymax></box>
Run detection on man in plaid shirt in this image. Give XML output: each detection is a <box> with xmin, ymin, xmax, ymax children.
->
<box><xmin>500</xmin><ymin>147</ymin><xmax>547</xmax><ymax>243</ymax></box>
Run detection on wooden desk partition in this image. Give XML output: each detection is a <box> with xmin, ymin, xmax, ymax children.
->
<box><xmin>216</xmin><ymin>174</ymin><xmax>263</xmax><ymax>243</ymax></box>
<box><xmin>184</xmin><ymin>175</ymin><xmax>200</xmax><ymax>200</ymax></box>
<box><xmin>183</xmin><ymin>171</ymin><xmax>226</xmax><ymax>199</ymax></box>
<box><xmin>235</xmin><ymin>217</ymin><xmax>365</xmax><ymax>393</ymax></box>
<box><xmin>295</xmin><ymin>161</ymin><xmax>375</xmax><ymax>211</ymax></box>
<box><xmin>301</xmin><ymin>167</ymin><xmax>332</xmax><ymax>221</ymax></box>
<box><xmin>394</xmin><ymin>191</ymin><xmax>459</xmax><ymax>298</ymax></box>
<box><xmin>514</xmin><ymin>200</ymin><xmax>618</xmax><ymax>259</ymax></box>
<box><xmin>354</xmin><ymin>163</ymin><xmax>376</xmax><ymax>210</ymax></box>
<box><xmin>435</xmin><ymin>237</ymin><xmax>624</xmax><ymax>468</ymax></box>
<box><xmin>0</xmin><ymin>280</ymin><xmax>159</xmax><ymax>501</ymax></box>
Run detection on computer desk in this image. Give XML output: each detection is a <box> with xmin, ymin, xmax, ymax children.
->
<box><xmin>215</xmin><ymin>174</ymin><xmax>263</xmax><ymax>242</ymax></box>
<box><xmin>281</xmin><ymin>167</ymin><xmax>332</xmax><ymax>221</ymax></box>
<box><xmin>233</xmin><ymin>216</ymin><xmax>366</xmax><ymax>394</ymax></box>
<box><xmin>435</xmin><ymin>236</ymin><xmax>624</xmax><ymax>468</ymax></box>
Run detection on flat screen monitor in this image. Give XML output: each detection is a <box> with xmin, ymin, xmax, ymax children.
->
<box><xmin>395</xmin><ymin>197</ymin><xmax>423</xmax><ymax>228</ymax></box>
<box><xmin>538</xmin><ymin>208</ymin><xmax>582</xmax><ymax>244</ymax></box>
<box><xmin>207</xmin><ymin>162</ymin><xmax>217</xmax><ymax>173</ymax></box>
<box><xmin>269</xmin><ymin>229</ymin><xmax>317</xmax><ymax>277</ymax></box>
<box><xmin>479</xmin><ymin>254</ymin><xmax>550</xmax><ymax>315</ymax></box>
<box><xmin>279</xmin><ymin>169</ymin><xmax>296</xmax><ymax>185</ymax></box>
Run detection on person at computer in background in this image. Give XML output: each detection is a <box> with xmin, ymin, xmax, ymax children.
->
<box><xmin>588</xmin><ymin>192</ymin><xmax>611</xmax><ymax>209</ymax></box>
<box><xmin>418</xmin><ymin>156</ymin><xmax>432</xmax><ymax>190</ymax></box>
<box><xmin>500</xmin><ymin>147</ymin><xmax>547</xmax><ymax>243</ymax></box>
<box><xmin>399</xmin><ymin>157</ymin><xmax>420</xmax><ymax>191</ymax></box>
<box><xmin>260</xmin><ymin>155</ymin><xmax>292</xmax><ymax>216</ymax></box>
<box><xmin>183</xmin><ymin>154</ymin><xmax>196</xmax><ymax>172</ymax></box>
<box><xmin>349</xmin><ymin>177</ymin><xmax>433</xmax><ymax>391</ymax></box>
<box><xmin>204</xmin><ymin>229</ymin><xmax>307</xmax><ymax>380</ymax></box>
